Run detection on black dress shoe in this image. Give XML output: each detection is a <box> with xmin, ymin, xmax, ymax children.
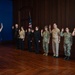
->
<box><xmin>53</xmin><ymin>55</ymin><xmax>56</xmax><ymax>58</ymax></box>
<box><xmin>64</xmin><ymin>56</ymin><xmax>67</xmax><ymax>60</ymax></box>
<box><xmin>56</xmin><ymin>56</ymin><xmax>59</xmax><ymax>58</ymax></box>
<box><xmin>66</xmin><ymin>56</ymin><xmax>70</xmax><ymax>60</ymax></box>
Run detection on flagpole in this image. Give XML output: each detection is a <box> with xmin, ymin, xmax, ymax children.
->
<box><xmin>28</xmin><ymin>11</ymin><xmax>32</xmax><ymax>28</ymax></box>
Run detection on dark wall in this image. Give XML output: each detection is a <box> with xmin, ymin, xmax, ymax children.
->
<box><xmin>13</xmin><ymin>0</ymin><xmax>75</xmax><ymax>58</ymax></box>
<box><xmin>0</xmin><ymin>0</ymin><xmax>13</xmax><ymax>41</ymax></box>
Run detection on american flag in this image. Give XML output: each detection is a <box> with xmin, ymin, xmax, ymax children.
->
<box><xmin>28</xmin><ymin>11</ymin><xmax>32</xmax><ymax>28</ymax></box>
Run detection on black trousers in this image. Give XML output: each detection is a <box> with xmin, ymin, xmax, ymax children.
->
<box><xmin>19</xmin><ymin>39</ymin><xmax>25</xmax><ymax>50</ymax></box>
<box><xmin>28</xmin><ymin>41</ymin><xmax>32</xmax><ymax>52</ymax></box>
<box><xmin>15</xmin><ymin>38</ymin><xmax>19</xmax><ymax>49</ymax></box>
<box><xmin>34</xmin><ymin>40</ymin><xmax>39</xmax><ymax>53</ymax></box>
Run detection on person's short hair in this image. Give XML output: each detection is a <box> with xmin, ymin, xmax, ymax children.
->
<box><xmin>35</xmin><ymin>26</ymin><xmax>39</xmax><ymax>28</ymax></box>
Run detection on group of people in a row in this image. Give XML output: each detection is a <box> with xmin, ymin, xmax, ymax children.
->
<box><xmin>12</xmin><ymin>23</ymin><xmax>75</xmax><ymax>60</ymax></box>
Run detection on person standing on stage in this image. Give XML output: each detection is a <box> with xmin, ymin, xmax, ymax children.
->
<box><xmin>60</xmin><ymin>28</ymin><xmax>72</xmax><ymax>60</ymax></box>
<box><xmin>27</xmin><ymin>28</ymin><xmax>33</xmax><ymax>52</ymax></box>
<box><xmin>49</xmin><ymin>23</ymin><xmax>60</xmax><ymax>58</ymax></box>
<box><xmin>41</xmin><ymin>26</ymin><xmax>50</xmax><ymax>56</ymax></box>
<box><xmin>12</xmin><ymin>24</ymin><xmax>19</xmax><ymax>49</ymax></box>
<box><xmin>19</xmin><ymin>26</ymin><xmax>25</xmax><ymax>50</ymax></box>
<box><xmin>34</xmin><ymin>26</ymin><xmax>41</xmax><ymax>54</ymax></box>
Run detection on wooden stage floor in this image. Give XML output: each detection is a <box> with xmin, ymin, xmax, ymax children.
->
<box><xmin>0</xmin><ymin>45</ymin><xmax>75</xmax><ymax>75</ymax></box>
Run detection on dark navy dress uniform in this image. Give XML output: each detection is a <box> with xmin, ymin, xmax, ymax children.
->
<box><xmin>27</xmin><ymin>32</ymin><xmax>32</xmax><ymax>52</ymax></box>
<box><xmin>14</xmin><ymin>28</ymin><xmax>19</xmax><ymax>49</ymax></box>
<box><xmin>34</xmin><ymin>30</ymin><xmax>41</xmax><ymax>54</ymax></box>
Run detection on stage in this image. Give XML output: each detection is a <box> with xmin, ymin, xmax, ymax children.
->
<box><xmin>0</xmin><ymin>45</ymin><xmax>75</xmax><ymax>75</ymax></box>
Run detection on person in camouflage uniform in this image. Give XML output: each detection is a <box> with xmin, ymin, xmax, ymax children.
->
<box><xmin>41</xmin><ymin>26</ymin><xmax>50</xmax><ymax>56</ymax></box>
<box><xmin>60</xmin><ymin>28</ymin><xmax>72</xmax><ymax>60</ymax></box>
